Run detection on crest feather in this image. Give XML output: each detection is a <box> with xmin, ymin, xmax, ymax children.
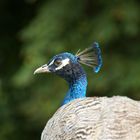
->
<box><xmin>76</xmin><ymin>42</ymin><xmax>102</xmax><ymax>73</ymax></box>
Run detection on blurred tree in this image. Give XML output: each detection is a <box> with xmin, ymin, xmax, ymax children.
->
<box><xmin>0</xmin><ymin>0</ymin><xmax>42</xmax><ymax>139</ymax></box>
<box><xmin>0</xmin><ymin>0</ymin><xmax>140</xmax><ymax>140</ymax></box>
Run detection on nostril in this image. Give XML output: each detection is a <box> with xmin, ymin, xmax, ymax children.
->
<box><xmin>42</xmin><ymin>65</ymin><xmax>47</xmax><ymax>68</ymax></box>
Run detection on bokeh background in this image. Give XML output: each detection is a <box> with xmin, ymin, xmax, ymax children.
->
<box><xmin>0</xmin><ymin>0</ymin><xmax>140</xmax><ymax>139</ymax></box>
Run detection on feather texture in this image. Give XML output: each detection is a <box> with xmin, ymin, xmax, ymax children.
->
<box><xmin>41</xmin><ymin>96</ymin><xmax>140</xmax><ymax>140</ymax></box>
<box><xmin>34</xmin><ymin>43</ymin><xmax>140</xmax><ymax>140</ymax></box>
<box><xmin>76</xmin><ymin>42</ymin><xmax>102</xmax><ymax>73</ymax></box>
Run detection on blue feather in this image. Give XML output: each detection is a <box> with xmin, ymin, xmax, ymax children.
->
<box><xmin>92</xmin><ymin>42</ymin><xmax>102</xmax><ymax>73</ymax></box>
<box><xmin>76</xmin><ymin>42</ymin><xmax>102</xmax><ymax>73</ymax></box>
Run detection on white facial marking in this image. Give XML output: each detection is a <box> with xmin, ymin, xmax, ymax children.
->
<box><xmin>55</xmin><ymin>58</ymin><xmax>70</xmax><ymax>70</ymax></box>
<box><xmin>48</xmin><ymin>59</ymin><xmax>55</xmax><ymax>66</ymax></box>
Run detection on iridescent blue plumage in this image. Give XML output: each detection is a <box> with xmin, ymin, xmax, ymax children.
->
<box><xmin>93</xmin><ymin>42</ymin><xmax>102</xmax><ymax>73</ymax></box>
<box><xmin>34</xmin><ymin>42</ymin><xmax>102</xmax><ymax>105</ymax></box>
<box><xmin>62</xmin><ymin>75</ymin><xmax>87</xmax><ymax>105</ymax></box>
<box><xmin>49</xmin><ymin>53</ymin><xmax>88</xmax><ymax>105</ymax></box>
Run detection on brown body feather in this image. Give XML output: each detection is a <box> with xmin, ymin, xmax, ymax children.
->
<box><xmin>41</xmin><ymin>96</ymin><xmax>140</xmax><ymax>140</ymax></box>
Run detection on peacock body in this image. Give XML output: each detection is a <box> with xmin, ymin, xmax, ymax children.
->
<box><xmin>42</xmin><ymin>97</ymin><xmax>140</xmax><ymax>140</ymax></box>
<box><xmin>34</xmin><ymin>42</ymin><xmax>140</xmax><ymax>140</ymax></box>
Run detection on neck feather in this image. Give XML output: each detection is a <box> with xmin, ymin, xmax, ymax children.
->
<box><xmin>62</xmin><ymin>71</ymin><xmax>87</xmax><ymax>105</ymax></box>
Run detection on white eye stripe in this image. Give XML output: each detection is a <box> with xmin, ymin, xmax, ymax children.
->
<box><xmin>48</xmin><ymin>59</ymin><xmax>55</xmax><ymax>66</ymax></box>
<box><xmin>55</xmin><ymin>58</ymin><xmax>70</xmax><ymax>70</ymax></box>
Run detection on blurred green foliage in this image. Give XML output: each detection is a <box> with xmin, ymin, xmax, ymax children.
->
<box><xmin>0</xmin><ymin>0</ymin><xmax>140</xmax><ymax>139</ymax></box>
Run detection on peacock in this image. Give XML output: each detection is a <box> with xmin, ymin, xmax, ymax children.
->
<box><xmin>34</xmin><ymin>42</ymin><xmax>140</xmax><ymax>140</ymax></box>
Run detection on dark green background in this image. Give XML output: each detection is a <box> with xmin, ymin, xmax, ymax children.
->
<box><xmin>0</xmin><ymin>0</ymin><xmax>140</xmax><ymax>139</ymax></box>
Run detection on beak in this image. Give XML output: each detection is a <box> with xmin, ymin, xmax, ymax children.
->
<box><xmin>34</xmin><ymin>64</ymin><xmax>50</xmax><ymax>74</ymax></box>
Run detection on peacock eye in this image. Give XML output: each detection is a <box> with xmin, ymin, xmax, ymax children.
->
<box><xmin>54</xmin><ymin>59</ymin><xmax>62</xmax><ymax>66</ymax></box>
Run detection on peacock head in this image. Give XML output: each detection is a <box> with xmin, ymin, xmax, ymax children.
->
<box><xmin>34</xmin><ymin>42</ymin><xmax>102</xmax><ymax>83</ymax></box>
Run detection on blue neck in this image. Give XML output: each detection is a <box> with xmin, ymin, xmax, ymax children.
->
<box><xmin>62</xmin><ymin>74</ymin><xmax>87</xmax><ymax>105</ymax></box>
